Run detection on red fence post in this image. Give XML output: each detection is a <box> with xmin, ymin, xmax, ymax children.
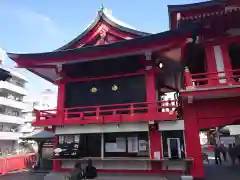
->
<box><xmin>34</xmin><ymin>109</ymin><xmax>40</xmax><ymax>122</ymax></box>
<box><xmin>2</xmin><ymin>157</ymin><xmax>8</xmax><ymax>175</ymax></box>
<box><xmin>130</xmin><ymin>104</ymin><xmax>134</xmax><ymax>115</ymax></box>
<box><xmin>184</xmin><ymin>66</ymin><xmax>193</xmax><ymax>88</ymax></box>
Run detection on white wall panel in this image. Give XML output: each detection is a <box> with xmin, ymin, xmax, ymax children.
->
<box><xmin>55</xmin><ymin>122</ymin><xmax>148</xmax><ymax>134</ymax></box>
<box><xmin>158</xmin><ymin>120</ymin><xmax>184</xmax><ymax>131</ymax></box>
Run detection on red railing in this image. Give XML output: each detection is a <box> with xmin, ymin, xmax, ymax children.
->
<box><xmin>64</xmin><ymin>100</ymin><xmax>177</xmax><ymax>118</ymax></box>
<box><xmin>34</xmin><ymin>109</ymin><xmax>57</xmax><ymax>120</ymax></box>
<box><xmin>185</xmin><ymin>69</ymin><xmax>240</xmax><ymax>88</ymax></box>
<box><xmin>34</xmin><ymin>100</ymin><xmax>179</xmax><ymax>125</ymax></box>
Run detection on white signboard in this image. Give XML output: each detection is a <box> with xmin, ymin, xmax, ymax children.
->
<box><xmin>116</xmin><ymin>137</ymin><xmax>126</xmax><ymax>152</ymax></box>
<box><xmin>105</xmin><ymin>141</ymin><xmax>126</xmax><ymax>153</ymax></box>
<box><xmin>105</xmin><ymin>143</ymin><xmax>117</xmax><ymax>152</ymax></box>
<box><xmin>154</xmin><ymin>151</ymin><xmax>160</xmax><ymax>160</ymax></box>
<box><xmin>139</xmin><ymin>140</ymin><xmax>147</xmax><ymax>152</ymax></box>
<box><xmin>127</xmin><ymin>137</ymin><xmax>138</xmax><ymax>153</ymax></box>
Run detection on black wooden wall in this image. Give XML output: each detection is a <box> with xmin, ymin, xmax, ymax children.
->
<box><xmin>65</xmin><ymin>75</ymin><xmax>146</xmax><ymax>108</ymax></box>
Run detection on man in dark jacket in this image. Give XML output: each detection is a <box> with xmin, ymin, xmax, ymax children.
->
<box><xmin>70</xmin><ymin>162</ymin><xmax>84</xmax><ymax>180</ymax></box>
<box><xmin>214</xmin><ymin>146</ymin><xmax>222</xmax><ymax>165</ymax></box>
<box><xmin>84</xmin><ymin>159</ymin><xmax>97</xmax><ymax>179</ymax></box>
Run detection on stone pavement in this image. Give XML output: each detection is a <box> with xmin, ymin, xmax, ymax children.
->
<box><xmin>2</xmin><ymin>163</ymin><xmax>240</xmax><ymax>180</ymax></box>
<box><xmin>204</xmin><ymin>163</ymin><xmax>240</xmax><ymax>180</ymax></box>
<box><xmin>0</xmin><ymin>171</ymin><xmax>46</xmax><ymax>180</ymax></box>
<box><xmin>44</xmin><ymin>172</ymin><xmax>170</xmax><ymax>180</ymax></box>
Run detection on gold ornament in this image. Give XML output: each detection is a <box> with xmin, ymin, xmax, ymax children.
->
<box><xmin>91</xmin><ymin>87</ymin><xmax>97</xmax><ymax>93</ymax></box>
<box><xmin>112</xmin><ymin>84</ymin><xmax>118</xmax><ymax>91</ymax></box>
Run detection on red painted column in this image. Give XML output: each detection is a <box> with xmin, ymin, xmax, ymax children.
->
<box><xmin>145</xmin><ymin>70</ymin><xmax>162</xmax><ymax>171</ymax></box>
<box><xmin>183</xmin><ymin>101</ymin><xmax>204</xmax><ymax>179</ymax></box>
<box><xmin>52</xmin><ymin>82</ymin><xmax>65</xmax><ymax>172</ymax></box>
<box><xmin>52</xmin><ymin>135</ymin><xmax>61</xmax><ymax>172</ymax></box>
<box><xmin>57</xmin><ymin>82</ymin><xmax>65</xmax><ymax>124</ymax></box>
<box><xmin>184</xmin><ymin>66</ymin><xmax>193</xmax><ymax>88</ymax></box>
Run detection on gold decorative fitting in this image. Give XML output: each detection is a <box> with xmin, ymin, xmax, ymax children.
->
<box><xmin>91</xmin><ymin>87</ymin><xmax>97</xmax><ymax>93</ymax></box>
<box><xmin>112</xmin><ymin>84</ymin><xmax>119</xmax><ymax>91</ymax></box>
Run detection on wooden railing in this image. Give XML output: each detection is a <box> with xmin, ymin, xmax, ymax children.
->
<box><xmin>185</xmin><ymin>68</ymin><xmax>240</xmax><ymax>88</ymax></box>
<box><xmin>34</xmin><ymin>109</ymin><xmax>57</xmax><ymax>120</ymax></box>
<box><xmin>34</xmin><ymin>100</ymin><xmax>179</xmax><ymax>125</ymax></box>
<box><xmin>64</xmin><ymin>100</ymin><xmax>177</xmax><ymax>119</ymax></box>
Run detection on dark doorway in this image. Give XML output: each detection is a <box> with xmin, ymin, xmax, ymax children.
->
<box><xmin>229</xmin><ymin>43</ymin><xmax>240</xmax><ymax>82</ymax></box>
<box><xmin>184</xmin><ymin>43</ymin><xmax>207</xmax><ymax>86</ymax></box>
<box><xmin>162</xmin><ymin>130</ymin><xmax>185</xmax><ymax>159</ymax></box>
<box><xmin>80</xmin><ymin>134</ymin><xmax>101</xmax><ymax>157</ymax></box>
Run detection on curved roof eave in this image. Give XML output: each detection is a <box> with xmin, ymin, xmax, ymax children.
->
<box><xmin>168</xmin><ymin>0</ymin><xmax>227</xmax><ymax>13</ymax></box>
<box><xmin>56</xmin><ymin>9</ymin><xmax>150</xmax><ymax>51</ymax></box>
<box><xmin>7</xmin><ymin>23</ymin><xmax>200</xmax><ymax>63</ymax></box>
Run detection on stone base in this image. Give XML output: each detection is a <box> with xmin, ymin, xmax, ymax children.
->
<box><xmin>44</xmin><ymin>172</ymin><xmax>169</xmax><ymax>180</ymax></box>
<box><xmin>44</xmin><ymin>172</ymin><xmax>68</xmax><ymax>180</ymax></box>
<box><xmin>181</xmin><ymin>175</ymin><xmax>193</xmax><ymax>180</ymax></box>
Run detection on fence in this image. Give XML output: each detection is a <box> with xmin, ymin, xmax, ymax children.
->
<box><xmin>0</xmin><ymin>153</ymin><xmax>36</xmax><ymax>175</ymax></box>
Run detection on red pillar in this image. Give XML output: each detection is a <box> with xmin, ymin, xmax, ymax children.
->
<box><xmin>57</xmin><ymin>83</ymin><xmax>65</xmax><ymax>124</ymax></box>
<box><xmin>183</xmin><ymin>101</ymin><xmax>204</xmax><ymax>179</ymax></box>
<box><xmin>184</xmin><ymin>66</ymin><xmax>193</xmax><ymax>88</ymax></box>
<box><xmin>145</xmin><ymin>70</ymin><xmax>162</xmax><ymax>171</ymax></box>
<box><xmin>52</xmin><ymin>135</ymin><xmax>61</xmax><ymax>172</ymax></box>
<box><xmin>52</xmin><ymin>82</ymin><xmax>65</xmax><ymax>172</ymax></box>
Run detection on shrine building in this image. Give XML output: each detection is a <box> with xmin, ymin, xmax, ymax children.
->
<box><xmin>7</xmin><ymin>0</ymin><xmax>240</xmax><ymax>179</ymax></box>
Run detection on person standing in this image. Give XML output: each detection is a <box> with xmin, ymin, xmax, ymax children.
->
<box><xmin>70</xmin><ymin>162</ymin><xmax>85</xmax><ymax>180</ymax></box>
<box><xmin>214</xmin><ymin>145</ymin><xmax>222</xmax><ymax>165</ymax></box>
<box><xmin>228</xmin><ymin>144</ymin><xmax>235</xmax><ymax>165</ymax></box>
<box><xmin>220</xmin><ymin>143</ymin><xmax>227</xmax><ymax>162</ymax></box>
<box><xmin>84</xmin><ymin>159</ymin><xmax>97</xmax><ymax>179</ymax></box>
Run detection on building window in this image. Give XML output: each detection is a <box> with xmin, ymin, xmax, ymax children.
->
<box><xmin>104</xmin><ymin>132</ymin><xmax>149</xmax><ymax>158</ymax></box>
<box><xmin>16</xmin><ymin>81</ymin><xmax>24</xmax><ymax>88</ymax></box>
<box><xmin>12</xmin><ymin>111</ymin><xmax>20</xmax><ymax>117</ymax></box>
<box><xmin>0</xmin><ymin>107</ymin><xmax>5</xmax><ymax>114</ymax></box>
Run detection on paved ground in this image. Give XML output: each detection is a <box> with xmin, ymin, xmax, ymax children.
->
<box><xmin>204</xmin><ymin>163</ymin><xmax>240</xmax><ymax>180</ymax></box>
<box><xmin>44</xmin><ymin>172</ymin><xmax>169</xmax><ymax>180</ymax></box>
<box><xmin>0</xmin><ymin>171</ymin><xmax>46</xmax><ymax>180</ymax></box>
<box><xmin>1</xmin><ymin>162</ymin><xmax>240</xmax><ymax>180</ymax></box>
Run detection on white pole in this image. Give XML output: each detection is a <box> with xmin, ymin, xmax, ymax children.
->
<box><xmin>101</xmin><ymin>133</ymin><xmax>104</xmax><ymax>159</ymax></box>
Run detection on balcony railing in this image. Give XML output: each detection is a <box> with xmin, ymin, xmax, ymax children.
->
<box><xmin>0</xmin><ymin>114</ymin><xmax>25</xmax><ymax>125</ymax></box>
<box><xmin>184</xmin><ymin>68</ymin><xmax>240</xmax><ymax>89</ymax></box>
<box><xmin>0</xmin><ymin>81</ymin><xmax>27</xmax><ymax>96</ymax></box>
<box><xmin>0</xmin><ymin>97</ymin><xmax>26</xmax><ymax>110</ymax></box>
<box><xmin>33</xmin><ymin>100</ymin><xmax>179</xmax><ymax>126</ymax></box>
<box><xmin>0</xmin><ymin>132</ymin><xmax>23</xmax><ymax>140</ymax></box>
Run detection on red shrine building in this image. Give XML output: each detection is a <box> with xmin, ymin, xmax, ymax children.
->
<box><xmin>7</xmin><ymin>0</ymin><xmax>240</xmax><ymax>179</ymax></box>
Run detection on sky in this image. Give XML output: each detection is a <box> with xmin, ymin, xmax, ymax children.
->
<box><xmin>0</xmin><ymin>0</ymin><xmax>205</xmax><ymax>100</ymax></box>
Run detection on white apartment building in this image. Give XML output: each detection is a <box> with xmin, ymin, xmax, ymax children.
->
<box><xmin>20</xmin><ymin>89</ymin><xmax>57</xmax><ymax>135</ymax></box>
<box><xmin>22</xmin><ymin>88</ymin><xmax>57</xmax><ymax>121</ymax></box>
<box><xmin>0</xmin><ymin>69</ymin><xmax>28</xmax><ymax>156</ymax></box>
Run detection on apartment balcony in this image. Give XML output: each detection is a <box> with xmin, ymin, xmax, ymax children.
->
<box><xmin>32</xmin><ymin>100</ymin><xmax>179</xmax><ymax>127</ymax></box>
<box><xmin>0</xmin><ymin>131</ymin><xmax>23</xmax><ymax>140</ymax></box>
<box><xmin>0</xmin><ymin>97</ymin><xmax>26</xmax><ymax>110</ymax></box>
<box><xmin>0</xmin><ymin>81</ymin><xmax>27</xmax><ymax>96</ymax></box>
<box><xmin>0</xmin><ymin>114</ymin><xmax>25</xmax><ymax>125</ymax></box>
<box><xmin>182</xmin><ymin>68</ymin><xmax>240</xmax><ymax>99</ymax></box>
